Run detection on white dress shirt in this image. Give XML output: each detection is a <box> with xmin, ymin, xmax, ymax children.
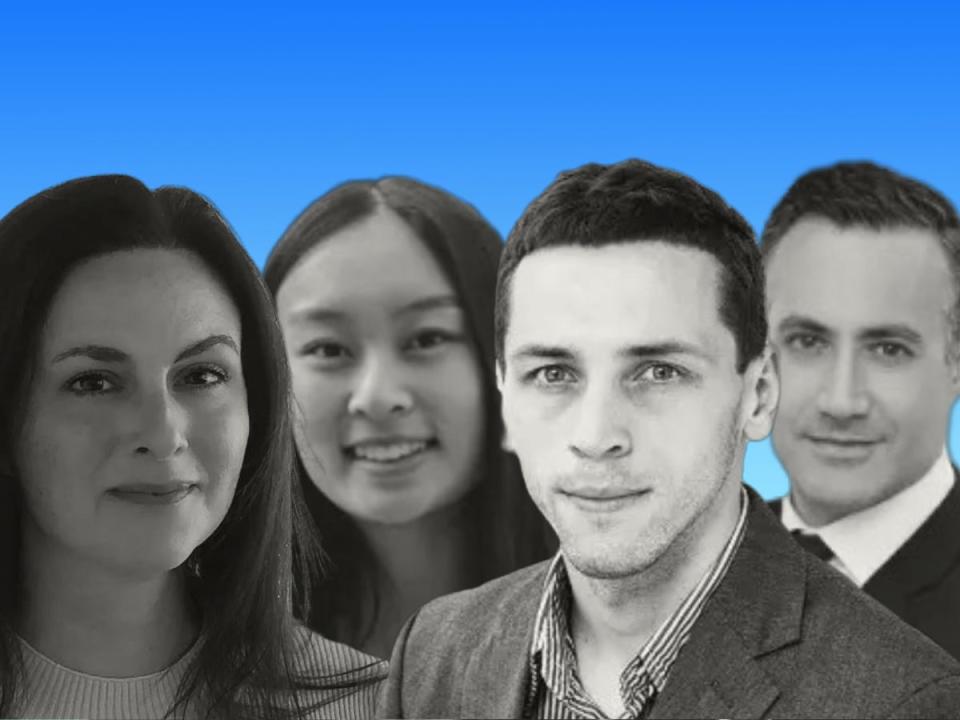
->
<box><xmin>779</xmin><ymin>449</ymin><xmax>954</xmax><ymax>587</ymax></box>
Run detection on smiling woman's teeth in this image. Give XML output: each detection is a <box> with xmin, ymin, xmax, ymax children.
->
<box><xmin>352</xmin><ymin>441</ymin><xmax>428</xmax><ymax>462</ymax></box>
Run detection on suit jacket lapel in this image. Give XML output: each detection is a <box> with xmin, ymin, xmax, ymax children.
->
<box><xmin>652</xmin><ymin>489</ymin><xmax>803</xmax><ymax>719</ymax></box>
<box><xmin>864</xmin><ymin>470</ymin><xmax>960</xmax><ymax>612</ymax></box>
<box><xmin>459</xmin><ymin>563</ymin><xmax>546</xmax><ymax>718</ymax></box>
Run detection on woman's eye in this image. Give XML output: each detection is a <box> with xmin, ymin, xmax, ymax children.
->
<box><xmin>407</xmin><ymin>330</ymin><xmax>454</xmax><ymax>352</ymax></box>
<box><xmin>66</xmin><ymin>373</ymin><xmax>118</xmax><ymax>396</ymax></box>
<box><xmin>179</xmin><ymin>366</ymin><xmax>228</xmax><ymax>388</ymax></box>
<box><xmin>303</xmin><ymin>341</ymin><xmax>350</xmax><ymax>359</ymax></box>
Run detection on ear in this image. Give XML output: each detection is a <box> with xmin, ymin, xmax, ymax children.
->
<box><xmin>742</xmin><ymin>343</ymin><xmax>780</xmax><ymax>442</ymax></box>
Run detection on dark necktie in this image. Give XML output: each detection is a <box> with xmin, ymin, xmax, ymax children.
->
<box><xmin>790</xmin><ymin>529</ymin><xmax>835</xmax><ymax>561</ymax></box>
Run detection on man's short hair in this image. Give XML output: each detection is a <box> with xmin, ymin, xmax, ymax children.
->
<box><xmin>494</xmin><ymin>159</ymin><xmax>766</xmax><ymax>373</ymax></box>
<box><xmin>759</xmin><ymin>160</ymin><xmax>960</xmax><ymax>338</ymax></box>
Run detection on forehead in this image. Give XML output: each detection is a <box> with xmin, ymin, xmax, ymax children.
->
<box><xmin>505</xmin><ymin>241</ymin><xmax>733</xmax><ymax>357</ymax></box>
<box><xmin>765</xmin><ymin>218</ymin><xmax>955</xmax><ymax>332</ymax></box>
<box><xmin>276</xmin><ymin>208</ymin><xmax>456</xmax><ymax>319</ymax></box>
<box><xmin>43</xmin><ymin>248</ymin><xmax>240</xmax><ymax>351</ymax></box>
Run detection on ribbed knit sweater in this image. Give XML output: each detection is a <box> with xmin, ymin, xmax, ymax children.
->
<box><xmin>13</xmin><ymin>626</ymin><xmax>386</xmax><ymax>719</ymax></box>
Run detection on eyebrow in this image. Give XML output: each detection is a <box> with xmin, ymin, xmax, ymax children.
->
<box><xmin>776</xmin><ymin>315</ymin><xmax>831</xmax><ymax>336</ymax></box>
<box><xmin>52</xmin><ymin>334</ymin><xmax>240</xmax><ymax>365</ymax></box>
<box><xmin>289</xmin><ymin>294</ymin><xmax>461</xmax><ymax>324</ymax></box>
<box><xmin>509</xmin><ymin>341</ymin><xmax>711</xmax><ymax>364</ymax></box>
<box><xmin>776</xmin><ymin>315</ymin><xmax>923</xmax><ymax>344</ymax></box>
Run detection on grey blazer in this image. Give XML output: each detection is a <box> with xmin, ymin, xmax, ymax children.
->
<box><xmin>381</xmin><ymin>487</ymin><xmax>960</xmax><ymax>719</ymax></box>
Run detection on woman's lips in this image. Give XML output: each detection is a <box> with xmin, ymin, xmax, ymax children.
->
<box><xmin>107</xmin><ymin>482</ymin><xmax>198</xmax><ymax>505</ymax></box>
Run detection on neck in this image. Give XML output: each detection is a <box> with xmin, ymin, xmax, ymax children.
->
<box><xmin>569</xmin><ymin>480</ymin><xmax>742</xmax><ymax>665</ymax></box>
<box><xmin>355</xmin><ymin>500</ymin><xmax>476</xmax><ymax>657</ymax></box>
<box><xmin>17</xmin><ymin>527</ymin><xmax>198</xmax><ymax>678</ymax></box>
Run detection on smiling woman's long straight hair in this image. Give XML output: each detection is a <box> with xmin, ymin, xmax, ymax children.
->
<box><xmin>264</xmin><ymin>176</ymin><xmax>557</xmax><ymax>649</ymax></box>
<box><xmin>0</xmin><ymin>175</ymin><xmax>377</xmax><ymax>718</ymax></box>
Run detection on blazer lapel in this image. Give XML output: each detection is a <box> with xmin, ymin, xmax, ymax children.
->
<box><xmin>459</xmin><ymin>564</ymin><xmax>546</xmax><ymax>718</ymax></box>
<box><xmin>652</xmin><ymin>490</ymin><xmax>804</xmax><ymax>719</ymax></box>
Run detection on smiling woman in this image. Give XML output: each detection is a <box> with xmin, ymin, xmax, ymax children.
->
<box><xmin>263</xmin><ymin>176</ymin><xmax>556</xmax><ymax>659</ymax></box>
<box><xmin>0</xmin><ymin>176</ymin><xmax>386</xmax><ymax>719</ymax></box>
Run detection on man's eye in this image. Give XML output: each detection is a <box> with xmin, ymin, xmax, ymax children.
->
<box><xmin>786</xmin><ymin>334</ymin><xmax>827</xmax><ymax>353</ymax></box>
<box><xmin>637</xmin><ymin>364</ymin><xmax>683</xmax><ymax>383</ymax></box>
<box><xmin>66</xmin><ymin>373</ymin><xmax>118</xmax><ymax>396</ymax></box>
<box><xmin>531</xmin><ymin>365</ymin><xmax>575</xmax><ymax>386</ymax></box>
<box><xmin>871</xmin><ymin>342</ymin><xmax>913</xmax><ymax>360</ymax></box>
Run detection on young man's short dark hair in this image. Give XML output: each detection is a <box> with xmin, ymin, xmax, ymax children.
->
<box><xmin>494</xmin><ymin>158</ymin><xmax>766</xmax><ymax>373</ymax></box>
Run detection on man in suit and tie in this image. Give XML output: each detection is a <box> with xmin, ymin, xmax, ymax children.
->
<box><xmin>381</xmin><ymin>159</ymin><xmax>960</xmax><ymax>718</ymax></box>
<box><xmin>761</xmin><ymin>161</ymin><xmax>960</xmax><ymax>660</ymax></box>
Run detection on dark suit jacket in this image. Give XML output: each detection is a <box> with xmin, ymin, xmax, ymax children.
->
<box><xmin>381</xmin><ymin>488</ymin><xmax>960</xmax><ymax>719</ymax></box>
<box><xmin>770</xmin><ymin>470</ymin><xmax>960</xmax><ymax>661</ymax></box>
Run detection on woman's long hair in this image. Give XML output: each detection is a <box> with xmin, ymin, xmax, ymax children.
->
<box><xmin>264</xmin><ymin>176</ymin><xmax>557</xmax><ymax>648</ymax></box>
<box><xmin>0</xmin><ymin>175</ymin><xmax>374</xmax><ymax>718</ymax></box>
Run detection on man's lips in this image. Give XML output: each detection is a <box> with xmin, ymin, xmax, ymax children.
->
<box><xmin>805</xmin><ymin>435</ymin><xmax>882</xmax><ymax>445</ymax></box>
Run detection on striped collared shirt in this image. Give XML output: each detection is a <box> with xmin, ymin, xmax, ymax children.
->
<box><xmin>526</xmin><ymin>487</ymin><xmax>749</xmax><ymax>719</ymax></box>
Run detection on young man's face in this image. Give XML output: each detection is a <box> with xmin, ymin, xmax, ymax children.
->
<box><xmin>766</xmin><ymin>217</ymin><xmax>960</xmax><ymax>526</ymax></box>
<box><xmin>499</xmin><ymin>241</ymin><xmax>774</xmax><ymax>580</ymax></box>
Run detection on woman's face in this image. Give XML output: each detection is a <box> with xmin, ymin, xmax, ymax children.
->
<box><xmin>15</xmin><ymin>248</ymin><xmax>249</xmax><ymax>578</ymax></box>
<box><xmin>276</xmin><ymin>207</ymin><xmax>486</xmax><ymax>526</ymax></box>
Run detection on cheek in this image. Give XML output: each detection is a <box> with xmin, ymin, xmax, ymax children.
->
<box><xmin>290</xmin><ymin>370</ymin><xmax>346</xmax><ymax>453</ymax></box>
<box><xmin>421</xmin><ymin>354</ymin><xmax>487</xmax><ymax>473</ymax></box>
<box><xmin>189</xmin><ymin>395</ymin><xmax>250</xmax><ymax>488</ymax></box>
<box><xmin>773</xmin><ymin>361</ymin><xmax>821</xmax><ymax>420</ymax></box>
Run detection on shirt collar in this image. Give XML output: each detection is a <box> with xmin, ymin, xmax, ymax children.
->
<box><xmin>528</xmin><ymin>486</ymin><xmax>749</xmax><ymax>713</ymax></box>
<box><xmin>780</xmin><ymin>449</ymin><xmax>954</xmax><ymax>586</ymax></box>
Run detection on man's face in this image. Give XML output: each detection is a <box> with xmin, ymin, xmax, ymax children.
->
<box><xmin>499</xmin><ymin>242</ymin><xmax>773</xmax><ymax>580</ymax></box>
<box><xmin>766</xmin><ymin>217</ymin><xmax>959</xmax><ymax>526</ymax></box>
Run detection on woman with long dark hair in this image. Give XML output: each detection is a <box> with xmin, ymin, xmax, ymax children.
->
<box><xmin>264</xmin><ymin>176</ymin><xmax>556</xmax><ymax>659</ymax></box>
<box><xmin>0</xmin><ymin>175</ymin><xmax>385</xmax><ymax>719</ymax></box>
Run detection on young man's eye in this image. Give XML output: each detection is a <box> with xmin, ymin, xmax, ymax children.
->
<box><xmin>528</xmin><ymin>365</ymin><xmax>576</xmax><ymax>387</ymax></box>
<box><xmin>65</xmin><ymin>372</ymin><xmax>119</xmax><ymax>396</ymax></box>
<box><xmin>636</xmin><ymin>363</ymin><xmax>684</xmax><ymax>383</ymax></box>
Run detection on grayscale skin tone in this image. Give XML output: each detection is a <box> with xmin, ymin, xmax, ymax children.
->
<box><xmin>15</xmin><ymin>248</ymin><xmax>249</xmax><ymax>678</ymax></box>
<box><xmin>275</xmin><ymin>206</ymin><xmax>486</xmax><ymax>659</ymax></box>
<box><xmin>498</xmin><ymin>241</ymin><xmax>778</xmax><ymax>716</ymax></box>
<box><xmin>765</xmin><ymin>217</ymin><xmax>960</xmax><ymax>527</ymax></box>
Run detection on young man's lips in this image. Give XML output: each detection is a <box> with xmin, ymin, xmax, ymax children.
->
<box><xmin>562</xmin><ymin>488</ymin><xmax>650</xmax><ymax>510</ymax></box>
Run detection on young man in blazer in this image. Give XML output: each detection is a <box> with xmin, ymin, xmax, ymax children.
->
<box><xmin>762</xmin><ymin>161</ymin><xmax>960</xmax><ymax>660</ymax></box>
<box><xmin>381</xmin><ymin>159</ymin><xmax>960</xmax><ymax>718</ymax></box>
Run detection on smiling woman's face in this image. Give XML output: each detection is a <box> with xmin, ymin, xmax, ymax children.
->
<box><xmin>15</xmin><ymin>248</ymin><xmax>249</xmax><ymax>578</ymax></box>
<box><xmin>276</xmin><ymin>207</ymin><xmax>486</xmax><ymax>526</ymax></box>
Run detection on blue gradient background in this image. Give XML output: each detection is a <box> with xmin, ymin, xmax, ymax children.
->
<box><xmin>2</xmin><ymin>2</ymin><xmax>958</xmax><ymax>498</ymax></box>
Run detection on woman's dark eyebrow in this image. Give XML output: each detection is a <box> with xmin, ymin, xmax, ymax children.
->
<box><xmin>395</xmin><ymin>295</ymin><xmax>461</xmax><ymax>317</ymax></box>
<box><xmin>175</xmin><ymin>334</ymin><xmax>240</xmax><ymax>361</ymax></box>
<box><xmin>52</xmin><ymin>345</ymin><xmax>128</xmax><ymax>364</ymax></box>
<box><xmin>52</xmin><ymin>334</ymin><xmax>239</xmax><ymax>365</ymax></box>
